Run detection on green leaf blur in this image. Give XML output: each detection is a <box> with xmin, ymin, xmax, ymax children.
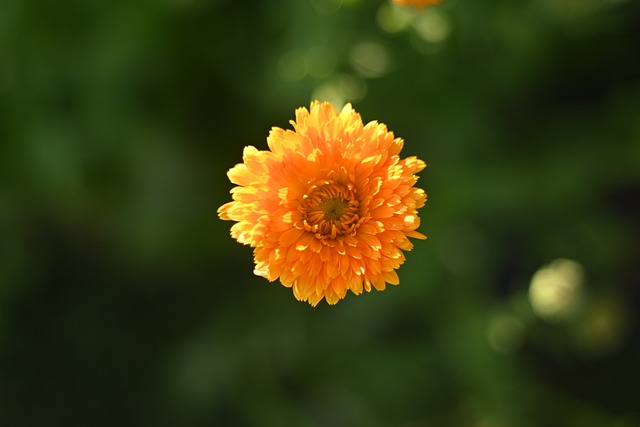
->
<box><xmin>0</xmin><ymin>0</ymin><xmax>638</xmax><ymax>426</ymax></box>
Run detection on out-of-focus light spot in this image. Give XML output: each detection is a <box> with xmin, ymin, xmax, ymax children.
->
<box><xmin>575</xmin><ymin>293</ymin><xmax>629</xmax><ymax>358</ymax></box>
<box><xmin>311</xmin><ymin>0</ymin><xmax>343</xmax><ymax>14</ymax></box>
<box><xmin>349</xmin><ymin>42</ymin><xmax>391</xmax><ymax>79</ymax></box>
<box><xmin>305</xmin><ymin>46</ymin><xmax>337</xmax><ymax>79</ymax></box>
<box><xmin>311</xmin><ymin>83</ymin><xmax>345</xmax><ymax>112</ymax></box>
<box><xmin>376</xmin><ymin>3</ymin><xmax>414</xmax><ymax>33</ymax></box>
<box><xmin>412</xmin><ymin>9</ymin><xmax>450</xmax><ymax>43</ymax></box>
<box><xmin>310</xmin><ymin>74</ymin><xmax>367</xmax><ymax>111</ymax></box>
<box><xmin>337</xmin><ymin>73</ymin><xmax>367</xmax><ymax>102</ymax></box>
<box><xmin>278</xmin><ymin>51</ymin><xmax>307</xmax><ymax>81</ymax></box>
<box><xmin>529</xmin><ymin>258</ymin><xmax>585</xmax><ymax>322</ymax></box>
<box><xmin>488</xmin><ymin>314</ymin><xmax>525</xmax><ymax>355</ymax></box>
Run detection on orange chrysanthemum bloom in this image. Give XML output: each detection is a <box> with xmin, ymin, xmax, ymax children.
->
<box><xmin>218</xmin><ymin>101</ymin><xmax>427</xmax><ymax>306</ymax></box>
<box><xmin>392</xmin><ymin>0</ymin><xmax>441</xmax><ymax>7</ymax></box>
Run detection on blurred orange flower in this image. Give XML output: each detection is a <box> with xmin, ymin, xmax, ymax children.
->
<box><xmin>218</xmin><ymin>101</ymin><xmax>427</xmax><ymax>306</ymax></box>
<box><xmin>392</xmin><ymin>0</ymin><xmax>441</xmax><ymax>7</ymax></box>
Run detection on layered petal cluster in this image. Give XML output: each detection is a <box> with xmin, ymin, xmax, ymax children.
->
<box><xmin>218</xmin><ymin>101</ymin><xmax>427</xmax><ymax>306</ymax></box>
<box><xmin>393</xmin><ymin>0</ymin><xmax>441</xmax><ymax>7</ymax></box>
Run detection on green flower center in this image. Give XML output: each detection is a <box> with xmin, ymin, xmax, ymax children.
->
<box><xmin>323</xmin><ymin>198</ymin><xmax>348</xmax><ymax>221</ymax></box>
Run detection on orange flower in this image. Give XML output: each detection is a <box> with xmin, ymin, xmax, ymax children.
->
<box><xmin>392</xmin><ymin>0</ymin><xmax>441</xmax><ymax>7</ymax></box>
<box><xmin>218</xmin><ymin>101</ymin><xmax>427</xmax><ymax>306</ymax></box>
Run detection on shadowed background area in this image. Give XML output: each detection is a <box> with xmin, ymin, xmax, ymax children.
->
<box><xmin>1</xmin><ymin>0</ymin><xmax>639</xmax><ymax>426</ymax></box>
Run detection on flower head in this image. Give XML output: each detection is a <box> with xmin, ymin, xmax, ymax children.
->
<box><xmin>218</xmin><ymin>101</ymin><xmax>427</xmax><ymax>306</ymax></box>
<box><xmin>392</xmin><ymin>0</ymin><xmax>441</xmax><ymax>8</ymax></box>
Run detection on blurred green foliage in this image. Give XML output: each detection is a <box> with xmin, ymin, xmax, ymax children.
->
<box><xmin>1</xmin><ymin>0</ymin><xmax>639</xmax><ymax>426</ymax></box>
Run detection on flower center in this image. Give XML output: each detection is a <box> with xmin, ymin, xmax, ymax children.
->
<box><xmin>323</xmin><ymin>198</ymin><xmax>348</xmax><ymax>221</ymax></box>
<box><xmin>299</xmin><ymin>183</ymin><xmax>362</xmax><ymax>240</ymax></box>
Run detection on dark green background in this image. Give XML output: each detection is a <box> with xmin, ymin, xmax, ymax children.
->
<box><xmin>1</xmin><ymin>0</ymin><xmax>639</xmax><ymax>425</ymax></box>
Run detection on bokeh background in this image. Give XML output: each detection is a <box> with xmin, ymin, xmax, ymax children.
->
<box><xmin>1</xmin><ymin>0</ymin><xmax>639</xmax><ymax>425</ymax></box>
